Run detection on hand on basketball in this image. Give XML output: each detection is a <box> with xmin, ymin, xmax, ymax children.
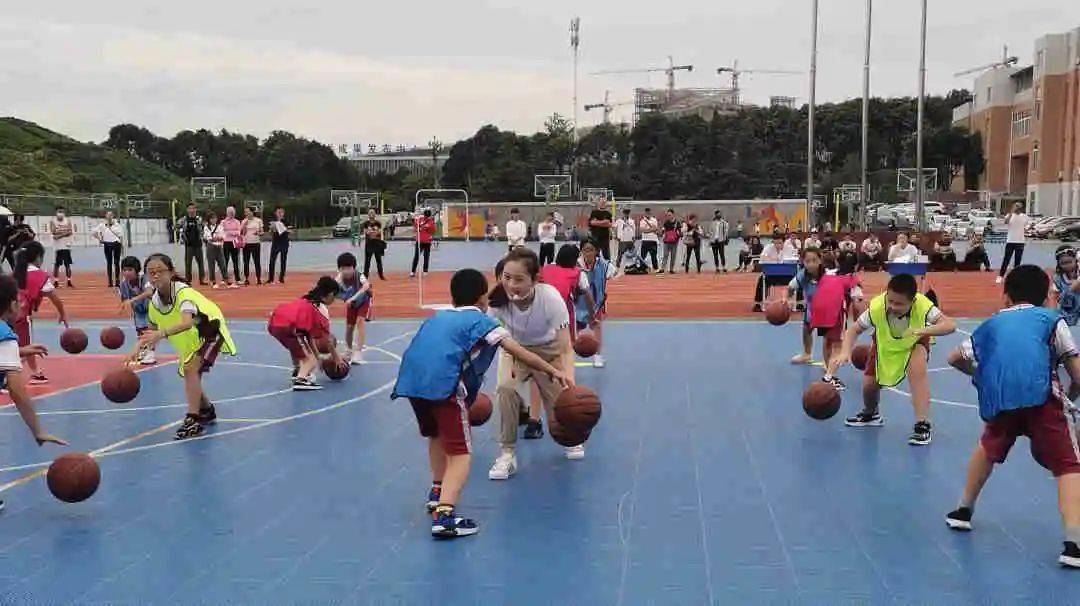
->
<box><xmin>829</xmin><ymin>349</ymin><xmax>851</xmax><ymax>374</ymax></box>
<box><xmin>550</xmin><ymin>368</ymin><xmax>573</xmax><ymax>389</ymax></box>
<box><xmin>35</xmin><ymin>433</ymin><xmax>68</xmax><ymax>446</ymax></box>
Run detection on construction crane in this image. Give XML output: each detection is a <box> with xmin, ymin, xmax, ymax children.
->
<box><xmin>590</xmin><ymin>56</ymin><xmax>693</xmax><ymax>97</ymax></box>
<box><xmin>953</xmin><ymin>45</ymin><xmax>1018</xmax><ymax>77</ymax></box>
<box><xmin>716</xmin><ymin>60</ymin><xmax>801</xmax><ymax>105</ymax></box>
<box><xmin>584</xmin><ymin>90</ymin><xmax>634</xmax><ymax>124</ymax></box>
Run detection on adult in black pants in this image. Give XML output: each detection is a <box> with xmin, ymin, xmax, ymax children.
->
<box><xmin>638</xmin><ymin>208</ymin><xmax>660</xmax><ymax>270</ymax></box>
<box><xmin>93</xmin><ymin>211</ymin><xmax>125</xmax><ymax>286</ymax></box>
<box><xmin>240</xmin><ymin>205</ymin><xmax>264</xmax><ymax>285</ymax></box>
<box><xmin>410</xmin><ymin>209</ymin><xmax>435</xmax><ymax>276</ymax></box>
<box><xmin>588</xmin><ymin>198</ymin><xmax>613</xmax><ymax>260</ymax></box>
<box><xmin>267</xmin><ymin>206</ymin><xmax>290</xmax><ymax>284</ymax></box>
<box><xmin>361</xmin><ymin>210</ymin><xmax>386</xmax><ymax>279</ymax></box>
<box><xmin>998</xmin><ymin>202</ymin><xmax>1030</xmax><ymax>283</ymax></box>
<box><xmin>3</xmin><ymin>215</ymin><xmax>34</xmax><ymax>271</ymax></box>
<box><xmin>176</xmin><ymin>203</ymin><xmax>206</xmax><ymax>285</ymax></box>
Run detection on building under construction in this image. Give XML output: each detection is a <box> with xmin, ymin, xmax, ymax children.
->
<box><xmin>634</xmin><ymin>87</ymin><xmax>742</xmax><ymax>122</ymax></box>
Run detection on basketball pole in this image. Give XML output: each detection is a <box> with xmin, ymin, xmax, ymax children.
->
<box><xmin>860</xmin><ymin>0</ymin><xmax>872</xmax><ymax>230</ymax></box>
<box><xmin>915</xmin><ymin>0</ymin><xmax>928</xmax><ymax>233</ymax></box>
<box><xmin>807</xmin><ymin>0</ymin><xmax>819</xmax><ymax>231</ymax></box>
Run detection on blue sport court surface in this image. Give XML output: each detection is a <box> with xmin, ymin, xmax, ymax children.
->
<box><xmin>0</xmin><ymin>319</ymin><xmax>1075</xmax><ymax>604</ymax></box>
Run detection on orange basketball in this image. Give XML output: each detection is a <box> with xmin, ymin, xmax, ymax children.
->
<box><xmin>100</xmin><ymin>326</ymin><xmax>125</xmax><ymax>350</ymax></box>
<box><xmin>851</xmin><ymin>344</ymin><xmax>871</xmax><ymax>371</ymax></box>
<box><xmin>555</xmin><ymin>386</ymin><xmax>602</xmax><ymax>433</ymax></box>
<box><xmin>321</xmin><ymin>358</ymin><xmax>349</xmax><ymax>381</ymax></box>
<box><xmin>468</xmin><ymin>393</ymin><xmax>493</xmax><ymax>427</ymax></box>
<box><xmin>549</xmin><ymin>420</ymin><xmax>589</xmax><ymax>447</ymax></box>
<box><xmin>573</xmin><ymin>331</ymin><xmax>600</xmax><ymax>358</ymax></box>
<box><xmin>46</xmin><ymin>453</ymin><xmax>101</xmax><ymax>503</ymax></box>
<box><xmin>802</xmin><ymin>382</ymin><xmax>842</xmax><ymax>420</ymax></box>
<box><xmin>765</xmin><ymin>300</ymin><xmax>790</xmax><ymax>326</ymax></box>
<box><xmin>101</xmin><ymin>368</ymin><xmax>140</xmax><ymax>403</ymax></box>
<box><xmin>315</xmin><ymin>334</ymin><xmax>336</xmax><ymax>355</ymax></box>
<box><xmin>60</xmin><ymin>328</ymin><xmax>88</xmax><ymax>354</ymax></box>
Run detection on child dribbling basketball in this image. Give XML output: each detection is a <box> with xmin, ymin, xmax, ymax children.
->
<box><xmin>391</xmin><ymin>268</ymin><xmax>570</xmax><ymax>539</ymax></box>
<box><xmin>576</xmin><ymin>238</ymin><xmax>618</xmax><ymax>368</ymax></box>
<box><xmin>117</xmin><ymin>256</ymin><xmax>158</xmax><ymax>365</ymax></box>
<box><xmin>14</xmin><ymin>241</ymin><xmax>70</xmax><ymax>384</ymax></box>
<box><xmin>830</xmin><ymin>273</ymin><xmax>956</xmax><ymax>446</ymax></box>
<box><xmin>334</xmin><ymin>253</ymin><xmax>373</xmax><ymax>365</ymax></box>
<box><xmin>268</xmin><ymin>277</ymin><xmax>344</xmax><ymax>390</ymax></box>
<box><xmin>944</xmin><ymin>265</ymin><xmax>1080</xmax><ymax>568</ymax></box>
<box><xmin>130</xmin><ymin>254</ymin><xmax>237</xmax><ymax>440</ymax></box>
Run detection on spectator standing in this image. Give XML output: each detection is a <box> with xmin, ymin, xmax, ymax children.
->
<box><xmin>588</xmin><ymin>198</ymin><xmax>613</xmax><ymax>260</ymax></box>
<box><xmin>267</xmin><ymin>206</ymin><xmax>290</xmax><ymax>284</ymax></box>
<box><xmin>998</xmin><ymin>202</ymin><xmax>1030</xmax><ymax>283</ymax></box>
<box><xmin>638</xmin><ymin>208</ymin><xmax>660</xmax><ymax>271</ymax></box>
<box><xmin>47</xmin><ymin>206</ymin><xmax>75</xmax><ymax>287</ymax></box>
<box><xmin>362</xmin><ymin>209</ymin><xmax>386</xmax><ymax>280</ymax></box>
<box><xmin>203</xmin><ymin>211</ymin><xmax>229</xmax><ymax>288</ymax></box>
<box><xmin>410</xmin><ymin>209</ymin><xmax>436</xmax><ymax>277</ymax></box>
<box><xmin>537</xmin><ymin>212</ymin><xmax>558</xmax><ymax>265</ymax></box>
<box><xmin>93</xmin><ymin>211</ymin><xmax>125</xmax><ymax>287</ymax></box>
<box><xmin>220</xmin><ymin>207</ymin><xmax>243</xmax><ymax>288</ymax></box>
<box><xmin>681</xmin><ymin>214</ymin><xmax>704</xmax><ymax>273</ymax></box>
<box><xmin>710</xmin><ymin>210</ymin><xmax>730</xmax><ymax>273</ymax></box>
<box><xmin>240</xmin><ymin>205</ymin><xmax>264</xmax><ymax>285</ymax></box>
<box><xmin>176</xmin><ymin>203</ymin><xmax>206</xmax><ymax>285</ymax></box>
<box><xmin>4</xmin><ymin>215</ymin><xmax>34</xmax><ymax>271</ymax></box>
<box><xmin>505</xmin><ymin>209</ymin><xmax>527</xmax><ymax>252</ymax></box>
<box><xmin>614</xmin><ymin>208</ymin><xmax>637</xmax><ymax>267</ymax></box>
<box><xmin>659</xmin><ymin>208</ymin><xmax>681</xmax><ymax>274</ymax></box>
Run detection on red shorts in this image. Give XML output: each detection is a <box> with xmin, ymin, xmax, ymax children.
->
<box><xmin>864</xmin><ymin>337</ymin><xmax>931</xmax><ymax>380</ymax></box>
<box><xmin>981</xmin><ymin>396</ymin><xmax>1080</xmax><ymax>477</ymax></box>
<box><xmin>346</xmin><ymin>299</ymin><xmax>373</xmax><ymax>326</ymax></box>
<box><xmin>410</xmin><ymin>397</ymin><xmax>472</xmax><ymax>455</ymax></box>
<box><xmin>268</xmin><ymin>325</ymin><xmax>313</xmax><ymax>363</ymax></box>
<box><xmin>196</xmin><ymin>334</ymin><xmax>226</xmax><ymax>374</ymax></box>
<box><xmin>12</xmin><ymin>317</ymin><xmax>30</xmax><ymax>347</ymax></box>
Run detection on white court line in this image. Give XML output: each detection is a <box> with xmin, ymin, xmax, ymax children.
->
<box><xmin>885</xmin><ymin>386</ymin><xmax>977</xmax><ymax>410</ymax></box>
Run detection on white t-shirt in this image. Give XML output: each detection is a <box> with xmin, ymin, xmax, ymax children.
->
<box><xmin>760</xmin><ymin>244</ymin><xmax>784</xmax><ymax>263</ymax></box>
<box><xmin>96</xmin><ymin>221</ymin><xmax>123</xmax><ymax>244</ymax></box>
<box><xmin>506</xmin><ymin>220</ymin><xmax>527</xmax><ymax>246</ymax></box>
<box><xmin>49</xmin><ymin>218</ymin><xmax>74</xmax><ymax>250</ymax></box>
<box><xmin>487</xmin><ymin>283</ymin><xmax>569</xmax><ymax>347</ymax></box>
<box><xmin>639</xmin><ymin>217</ymin><xmax>660</xmax><ymax>243</ymax></box>
<box><xmin>614</xmin><ymin>218</ymin><xmax>636</xmax><ymax>242</ymax></box>
<box><xmin>150</xmin><ymin>282</ymin><xmax>198</xmax><ymax>318</ymax></box>
<box><xmin>538</xmin><ymin>221</ymin><xmax>558</xmax><ymax>244</ymax></box>
<box><xmin>857</xmin><ymin>304</ymin><xmax>943</xmax><ymax>334</ymax></box>
<box><xmin>888</xmin><ymin>243</ymin><xmax>920</xmax><ymax>263</ymax></box>
<box><xmin>956</xmin><ymin>305</ymin><xmax>1078</xmax><ymax>363</ymax></box>
<box><xmin>1006</xmin><ymin>213</ymin><xmax>1029</xmax><ymax>244</ymax></box>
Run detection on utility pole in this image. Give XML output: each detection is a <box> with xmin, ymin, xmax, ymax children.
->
<box><xmin>570</xmin><ymin>17</ymin><xmax>581</xmax><ymax>198</ymax></box>
<box><xmin>429</xmin><ymin>137</ymin><xmax>442</xmax><ymax>189</ymax></box>
<box><xmin>861</xmin><ymin>0</ymin><xmax>872</xmax><ymax>229</ymax></box>
<box><xmin>807</xmin><ymin>0</ymin><xmax>819</xmax><ymax>230</ymax></box>
<box><xmin>915</xmin><ymin>0</ymin><xmax>928</xmax><ymax>232</ymax></box>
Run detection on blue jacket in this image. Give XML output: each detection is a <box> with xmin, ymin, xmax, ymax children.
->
<box><xmin>575</xmin><ymin>258</ymin><xmax>611</xmax><ymax>327</ymax></box>
<box><xmin>338</xmin><ymin>274</ymin><xmax>371</xmax><ymax>309</ymax></box>
<box><xmin>391</xmin><ymin>308</ymin><xmax>500</xmax><ymax>405</ymax></box>
<box><xmin>1055</xmin><ymin>273</ymin><xmax>1080</xmax><ymax>326</ymax></box>
<box><xmin>971</xmin><ymin>306</ymin><xmax>1060</xmax><ymax>421</ymax></box>
<box><xmin>118</xmin><ymin>276</ymin><xmax>150</xmax><ymax>329</ymax></box>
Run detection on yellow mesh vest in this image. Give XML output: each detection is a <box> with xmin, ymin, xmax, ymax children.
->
<box><xmin>869</xmin><ymin>292</ymin><xmax>933</xmax><ymax>387</ymax></box>
<box><xmin>148</xmin><ymin>283</ymin><xmax>236</xmax><ymax>376</ymax></box>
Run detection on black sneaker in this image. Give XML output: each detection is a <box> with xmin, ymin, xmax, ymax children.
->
<box><xmin>431</xmin><ymin>509</ymin><xmax>479</xmax><ymax>539</ymax></box>
<box><xmin>523</xmin><ymin>419</ymin><xmax>544</xmax><ymax>439</ymax></box>
<box><xmin>292</xmin><ymin>376</ymin><xmax>322</xmax><ymax>391</ymax></box>
<box><xmin>909</xmin><ymin>421</ymin><xmax>933</xmax><ymax>446</ymax></box>
<box><xmin>518</xmin><ymin>408</ymin><xmax>530</xmax><ymax>426</ymax></box>
<box><xmin>291</xmin><ymin>365</ymin><xmax>299</xmax><ymax>379</ymax></box>
<box><xmin>844</xmin><ymin>411</ymin><xmax>884</xmax><ymax>427</ymax></box>
<box><xmin>1060</xmin><ymin>541</ymin><xmax>1080</xmax><ymax>568</ymax></box>
<box><xmin>752</xmin><ymin>303</ymin><xmax>763</xmax><ymax>312</ymax></box>
<box><xmin>174</xmin><ymin>415</ymin><xmax>205</xmax><ymax>440</ymax></box>
<box><xmin>197</xmin><ymin>404</ymin><xmax>217</xmax><ymax>425</ymax></box>
<box><xmin>945</xmin><ymin>507</ymin><xmax>973</xmax><ymax>531</ymax></box>
<box><xmin>822</xmin><ymin>375</ymin><xmax>847</xmax><ymax>392</ymax></box>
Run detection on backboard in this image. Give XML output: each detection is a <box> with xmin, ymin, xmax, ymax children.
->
<box><xmin>191</xmin><ymin>177</ymin><xmax>227</xmax><ymax>201</ymax></box>
<box><xmin>124</xmin><ymin>194</ymin><xmax>150</xmax><ymax>212</ymax></box>
<box><xmin>534</xmin><ymin>174</ymin><xmax>572</xmax><ymax>201</ymax></box>
<box><xmin>91</xmin><ymin>193</ymin><xmax>119</xmax><ymax>210</ymax></box>
<box><xmin>839</xmin><ymin>184</ymin><xmax>862</xmax><ymax>203</ymax></box>
<box><xmin>581</xmin><ymin>187</ymin><xmax>614</xmax><ymax>205</ymax></box>
<box><xmin>897</xmin><ymin>168</ymin><xmax>937</xmax><ymax>193</ymax></box>
<box><xmin>244</xmin><ymin>200</ymin><xmax>265</xmax><ymax>215</ymax></box>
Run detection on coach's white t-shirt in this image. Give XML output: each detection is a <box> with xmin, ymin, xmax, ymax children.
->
<box><xmin>487</xmin><ymin>283</ymin><xmax>569</xmax><ymax>347</ymax></box>
<box><xmin>1006</xmin><ymin>213</ymin><xmax>1029</xmax><ymax>244</ymax></box>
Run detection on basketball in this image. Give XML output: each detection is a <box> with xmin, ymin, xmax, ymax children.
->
<box><xmin>321</xmin><ymin>358</ymin><xmax>349</xmax><ymax>381</ymax></box>
<box><xmin>802</xmin><ymin>382</ymin><xmax>842</xmax><ymax>420</ymax></box>
<box><xmin>555</xmin><ymin>386</ymin><xmax>602</xmax><ymax>432</ymax></box>
<box><xmin>549</xmin><ymin>420</ymin><xmax>589</xmax><ymax>447</ymax></box>
<box><xmin>101</xmin><ymin>368</ymin><xmax>140</xmax><ymax>403</ymax></box>
<box><xmin>468</xmin><ymin>393</ymin><xmax>493</xmax><ymax>426</ymax></box>
<box><xmin>315</xmin><ymin>334</ymin><xmax>336</xmax><ymax>355</ymax></box>
<box><xmin>851</xmin><ymin>344</ymin><xmax>871</xmax><ymax>371</ymax></box>
<box><xmin>100</xmin><ymin>326</ymin><xmax>125</xmax><ymax>350</ymax></box>
<box><xmin>46</xmin><ymin>453</ymin><xmax>101</xmax><ymax>503</ymax></box>
<box><xmin>574</xmin><ymin>331</ymin><xmax>600</xmax><ymax>357</ymax></box>
<box><xmin>765</xmin><ymin>300</ymin><xmax>790</xmax><ymax>326</ymax></box>
<box><xmin>60</xmin><ymin>328</ymin><xmax>88</xmax><ymax>354</ymax></box>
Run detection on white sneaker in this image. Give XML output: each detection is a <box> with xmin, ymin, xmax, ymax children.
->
<box><xmin>995</xmin><ymin>276</ymin><xmax>1003</xmax><ymax>284</ymax></box>
<box><xmin>565</xmin><ymin>445</ymin><xmax>586</xmax><ymax>460</ymax></box>
<box><xmin>488</xmin><ymin>452</ymin><xmax>517</xmax><ymax>480</ymax></box>
<box><xmin>228</xmin><ymin>283</ymin><xmax>241</xmax><ymax>289</ymax></box>
<box><xmin>592</xmin><ymin>355</ymin><xmax>606</xmax><ymax>369</ymax></box>
<box><xmin>212</xmin><ymin>283</ymin><xmax>222</xmax><ymax>290</ymax></box>
<box><xmin>141</xmin><ymin>351</ymin><xmax>157</xmax><ymax>365</ymax></box>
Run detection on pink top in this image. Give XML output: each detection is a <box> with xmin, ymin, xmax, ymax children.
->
<box><xmin>810</xmin><ymin>273</ymin><xmax>861</xmax><ymax>329</ymax></box>
<box><xmin>220</xmin><ymin>217</ymin><xmax>243</xmax><ymax>247</ymax></box>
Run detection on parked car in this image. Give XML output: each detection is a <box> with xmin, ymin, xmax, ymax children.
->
<box><xmin>950</xmin><ymin>220</ymin><xmax>973</xmax><ymax>240</ymax></box>
<box><xmin>1027</xmin><ymin>215</ymin><xmax>1060</xmax><ymax>238</ymax></box>
<box><xmin>968</xmin><ymin>210</ymin><xmax>1003</xmax><ymax>231</ymax></box>
<box><xmin>332</xmin><ymin>216</ymin><xmax>359</xmax><ymax>238</ymax></box>
<box><xmin>1036</xmin><ymin>216</ymin><xmax>1080</xmax><ymax>239</ymax></box>
<box><xmin>1052</xmin><ymin>218</ymin><xmax>1080</xmax><ymax>240</ymax></box>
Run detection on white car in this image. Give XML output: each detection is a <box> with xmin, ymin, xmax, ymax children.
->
<box><xmin>968</xmin><ymin>210</ymin><xmax>1003</xmax><ymax>231</ymax></box>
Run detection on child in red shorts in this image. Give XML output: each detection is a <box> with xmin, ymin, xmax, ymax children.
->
<box><xmin>268</xmin><ymin>277</ymin><xmax>343</xmax><ymax>390</ymax></box>
<box><xmin>391</xmin><ymin>269</ymin><xmax>570</xmax><ymax>539</ymax></box>
<box><xmin>334</xmin><ymin>253</ymin><xmax>372</xmax><ymax>365</ymax></box>
<box><xmin>945</xmin><ymin>265</ymin><xmax>1080</xmax><ymax>568</ymax></box>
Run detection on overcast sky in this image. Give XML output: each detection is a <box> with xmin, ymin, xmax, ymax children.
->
<box><xmin>1</xmin><ymin>1</ymin><xmax>1074</xmax><ymax>150</ymax></box>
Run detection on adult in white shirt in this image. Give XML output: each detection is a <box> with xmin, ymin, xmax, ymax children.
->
<box><xmin>781</xmin><ymin>233</ymin><xmax>802</xmax><ymax>261</ymax></box>
<box><xmin>47</xmin><ymin>206</ymin><xmax>76</xmax><ymax>287</ymax></box>
<box><xmin>505</xmin><ymin>209</ymin><xmax>527</xmax><ymax>251</ymax></box>
<box><xmin>638</xmin><ymin>207</ymin><xmax>660</xmax><ymax>271</ymax></box>
<box><xmin>998</xmin><ymin>202</ymin><xmax>1030</xmax><ymax>283</ymax></box>
<box><xmin>888</xmin><ymin>232</ymin><xmax>921</xmax><ymax>263</ymax></box>
<box><xmin>803</xmin><ymin>228</ymin><xmax>822</xmax><ymax>250</ymax></box>
<box><xmin>710</xmin><ymin>210</ymin><xmax>730</xmax><ymax>273</ymax></box>
<box><xmin>92</xmin><ymin>211</ymin><xmax>125</xmax><ymax>287</ymax></box>
<box><xmin>754</xmin><ymin>235</ymin><xmax>788</xmax><ymax>311</ymax></box>
<box><xmin>613</xmin><ymin>208</ymin><xmax>637</xmax><ymax>268</ymax></box>
<box><xmin>537</xmin><ymin>211</ymin><xmax>558</xmax><ymax>265</ymax></box>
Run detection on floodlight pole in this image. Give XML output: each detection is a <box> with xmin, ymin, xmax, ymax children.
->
<box><xmin>915</xmin><ymin>0</ymin><xmax>928</xmax><ymax>233</ymax></box>
<box><xmin>806</xmin><ymin>0</ymin><xmax>819</xmax><ymax>231</ymax></box>
<box><xmin>860</xmin><ymin>0</ymin><xmax>872</xmax><ymax>230</ymax></box>
<box><xmin>570</xmin><ymin>17</ymin><xmax>581</xmax><ymax>198</ymax></box>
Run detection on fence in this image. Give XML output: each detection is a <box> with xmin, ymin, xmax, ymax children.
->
<box><xmin>1</xmin><ymin>193</ymin><xmax>172</xmax><ymax>247</ymax></box>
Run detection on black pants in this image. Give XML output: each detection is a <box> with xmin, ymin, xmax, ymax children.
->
<box><xmin>596</xmin><ymin>238</ymin><xmax>612</xmax><ymax>260</ymax></box>
<box><xmin>683</xmin><ymin>242</ymin><xmax>702</xmax><ymax>272</ymax></box>
<box><xmin>999</xmin><ymin>242</ymin><xmax>1025</xmax><ymax>276</ymax></box>
<box><xmin>412</xmin><ymin>242</ymin><xmax>432</xmax><ymax>274</ymax></box>
<box><xmin>268</xmin><ymin>242</ymin><xmax>289</xmax><ymax>282</ymax></box>
<box><xmin>184</xmin><ymin>245</ymin><xmax>205</xmax><ymax>284</ymax></box>
<box><xmin>964</xmin><ymin>248</ymin><xmax>992</xmax><ymax>271</ymax></box>
<box><xmin>641</xmin><ymin>241</ymin><xmax>659</xmax><ymax>270</ymax></box>
<box><xmin>243</xmin><ymin>243</ymin><xmax>262</xmax><ymax>283</ymax></box>
<box><xmin>223</xmin><ymin>242</ymin><xmax>242</xmax><ymax>283</ymax></box>
<box><xmin>539</xmin><ymin>243</ymin><xmax>556</xmax><ymax>266</ymax></box>
<box><xmin>53</xmin><ymin>250</ymin><xmax>72</xmax><ymax>279</ymax></box>
<box><xmin>364</xmin><ymin>240</ymin><xmax>385</xmax><ymax>279</ymax></box>
<box><xmin>711</xmin><ymin>242</ymin><xmax>727</xmax><ymax>270</ymax></box>
<box><xmin>103</xmin><ymin>242</ymin><xmax>122</xmax><ymax>286</ymax></box>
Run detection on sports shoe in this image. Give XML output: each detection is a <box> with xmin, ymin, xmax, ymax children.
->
<box><xmin>291</xmin><ymin>365</ymin><xmax>299</xmax><ymax>379</ymax></box>
<box><xmin>790</xmin><ymin>353</ymin><xmax>812</xmax><ymax>365</ymax></box>
<box><xmin>228</xmin><ymin>283</ymin><xmax>240</xmax><ymax>289</ymax></box>
<box><xmin>29</xmin><ymin>374</ymin><xmax>48</xmax><ymax>385</ymax></box>
<box><xmin>212</xmin><ymin>283</ymin><xmax>222</xmax><ymax>290</ymax></box>
<box><xmin>909</xmin><ymin>421</ymin><xmax>933</xmax><ymax>446</ymax></box>
<box><xmin>822</xmin><ymin>375</ymin><xmax>847</xmax><ymax>392</ymax></box>
<box><xmin>945</xmin><ymin>507</ymin><xmax>973</xmax><ymax>531</ymax></box>
<box><xmin>844</xmin><ymin>411</ymin><xmax>884</xmax><ymax>427</ymax></box>
<box><xmin>592</xmin><ymin>355</ymin><xmax>606</xmax><ymax>369</ymax></box>
<box><xmin>292</xmin><ymin>376</ymin><xmax>322</xmax><ymax>391</ymax></box>
<box><xmin>174</xmin><ymin>415</ymin><xmax>204</xmax><ymax>440</ymax></box>
<box><xmin>1060</xmin><ymin>541</ymin><xmax>1080</xmax><ymax>568</ymax></box>
<box><xmin>565</xmin><ymin>445</ymin><xmax>586</xmax><ymax>460</ymax></box>
<box><xmin>995</xmin><ymin>276</ymin><xmax>1003</xmax><ymax>284</ymax></box>
<box><xmin>425</xmin><ymin>485</ymin><xmax>442</xmax><ymax>512</ymax></box>
<box><xmin>752</xmin><ymin>303</ymin><xmax>762</xmax><ymax>312</ymax></box>
<box><xmin>141</xmin><ymin>351</ymin><xmax>157</xmax><ymax>365</ymax></box>
<box><xmin>523</xmin><ymin>419</ymin><xmax>544</xmax><ymax>439</ymax></box>
<box><xmin>431</xmin><ymin>509</ymin><xmax>479</xmax><ymax>539</ymax></box>
<box><xmin>488</xmin><ymin>452</ymin><xmax>517</xmax><ymax>480</ymax></box>
<box><xmin>197</xmin><ymin>404</ymin><xmax>217</xmax><ymax>425</ymax></box>
<box><xmin>518</xmin><ymin>408</ymin><xmax>530</xmax><ymax>426</ymax></box>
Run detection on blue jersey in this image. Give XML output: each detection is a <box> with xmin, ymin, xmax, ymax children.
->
<box><xmin>1055</xmin><ymin>273</ymin><xmax>1080</xmax><ymax>327</ymax></box>
<box><xmin>392</xmin><ymin>308</ymin><xmax>501</xmax><ymax>405</ymax></box>
<box><xmin>337</xmin><ymin>273</ymin><xmax>371</xmax><ymax>308</ymax></box>
<box><xmin>118</xmin><ymin>276</ymin><xmax>150</xmax><ymax>329</ymax></box>
<box><xmin>971</xmin><ymin>306</ymin><xmax>1060</xmax><ymax>421</ymax></box>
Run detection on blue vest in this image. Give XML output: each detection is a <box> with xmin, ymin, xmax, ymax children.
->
<box><xmin>971</xmin><ymin>306</ymin><xmax>1059</xmax><ymax>421</ymax></box>
<box><xmin>338</xmin><ymin>275</ymin><xmax>371</xmax><ymax>309</ymax></box>
<box><xmin>575</xmin><ymin>258</ymin><xmax>610</xmax><ymax>326</ymax></box>
<box><xmin>794</xmin><ymin>269</ymin><xmax>821</xmax><ymax>323</ymax></box>
<box><xmin>391</xmin><ymin>308</ymin><xmax>500</xmax><ymax>404</ymax></box>
<box><xmin>1055</xmin><ymin>274</ymin><xmax>1080</xmax><ymax>326</ymax></box>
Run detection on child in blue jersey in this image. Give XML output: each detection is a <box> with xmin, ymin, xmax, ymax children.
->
<box><xmin>576</xmin><ymin>238</ymin><xmax>619</xmax><ymax>368</ymax></box>
<box><xmin>1052</xmin><ymin>246</ymin><xmax>1080</xmax><ymax>327</ymax></box>
<box><xmin>0</xmin><ymin>274</ymin><xmax>67</xmax><ymax>511</ymax></box>
<box><xmin>946</xmin><ymin>265</ymin><xmax>1080</xmax><ymax>568</ymax></box>
<box><xmin>334</xmin><ymin>253</ymin><xmax>373</xmax><ymax>365</ymax></box>
<box><xmin>785</xmin><ymin>247</ymin><xmax>826</xmax><ymax>366</ymax></box>
<box><xmin>117</xmin><ymin>256</ymin><xmax>158</xmax><ymax>365</ymax></box>
<box><xmin>392</xmin><ymin>268</ymin><xmax>571</xmax><ymax>539</ymax></box>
